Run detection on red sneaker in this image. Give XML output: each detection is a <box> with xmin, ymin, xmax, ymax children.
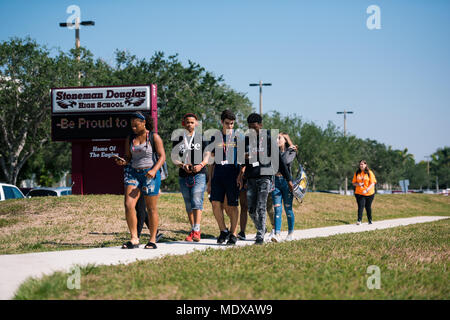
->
<box><xmin>192</xmin><ymin>230</ymin><xmax>201</xmax><ymax>242</ymax></box>
<box><xmin>185</xmin><ymin>230</ymin><xmax>194</xmax><ymax>242</ymax></box>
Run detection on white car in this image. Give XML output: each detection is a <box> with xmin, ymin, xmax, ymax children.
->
<box><xmin>0</xmin><ymin>182</ymin><xmax>26</xmax><ymax>201</ymax></box>
<box><xmin>26</xmin><ymin>187</ymin><xmax>72</xmax><ymax>197</ymax></box>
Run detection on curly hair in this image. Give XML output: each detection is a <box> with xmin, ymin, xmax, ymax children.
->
<box><xmin>247</xmin><ymin>113</ymin><xmax>262</xmax><ymax>124</ymax></box>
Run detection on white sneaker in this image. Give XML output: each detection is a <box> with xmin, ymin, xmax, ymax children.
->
<box><xmin>267</xmin><ymin>229</ymin><xmax>275</xmax><ymax>241</ymax></box>
<box><xmin>356</xmin><ymin>221</ymin><xmax>361</xmax><ymax>225</ymax></box>
<box><xmin>271</xmin><ymin>233</ymin><xmax>281</xmax><ymax>243</ymax></box>
<box><xmin>285</xmin><ymin>233</ymin><xmax>294</xmax><ymax>241</ymax></box>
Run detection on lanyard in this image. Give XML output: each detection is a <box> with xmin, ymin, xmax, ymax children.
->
<box><xmin>222</xmin><ymin>131</ymin><xmax>233</xmax><ymax>158</ymax></box>
<box><xmin>183</xmin><ymin>131</ymin><xmax>195</xmax><ymax>151</ymax></box>
<box><xmin>183</xmin><ymin>131</ymin><xmax>195</xmax><ymax>163</ymax></box>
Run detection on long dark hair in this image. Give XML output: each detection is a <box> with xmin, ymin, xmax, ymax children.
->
<box><xmin>356</xmin><ymin>160</ymin><xmax>370</xmax><ymax>176</ymax></box>
<box><xmin>144</xmin><ymin>113</ymin><xmax>154</xmax><ymax>131</ymax></box>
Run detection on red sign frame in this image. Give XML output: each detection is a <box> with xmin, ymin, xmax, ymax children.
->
<box><xmin>51</xmin><ymin>84</ymin><xmax>158</xmax><ymax>195</ymax></box>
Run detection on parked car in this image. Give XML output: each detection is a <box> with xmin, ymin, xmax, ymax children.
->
<box><xmin>376</xmin><ymin>190</ymin><xmax>392</xmax><ymax>194</ymax></box>
<box><xmin>0</xmin><ymin>182</ymin><xmax>25</xmax><ymax>201</ymax></box>
<box><xmin>19</xmin><ymin>187</ymin><xmax>32</xmax><ymax>196</ymax></box>
<box><xmin>26</xmin><ymin>187</ymin><xmax>72</xmax><ymax>198</ymax></box>
<box><xmin>313</xmin><ymin>190</ymin><xmax>339</xmax><ymax>194</ymax></box>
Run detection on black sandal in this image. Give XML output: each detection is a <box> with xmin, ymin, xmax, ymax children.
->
<box><xmin>144</xmin><ymin>241</ymin><xmax>157</xmax><ymax>249</ymax></box>
<box><xmin>122</xmin><ymin>241</ymin><xmax>139</xmax><ymax>249</ymax></box>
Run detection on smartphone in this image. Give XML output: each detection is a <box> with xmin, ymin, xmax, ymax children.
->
<box><xmin>112</xmin><ymin>155</ymin><xmax>126</xmax><ymax>162</ymax></box>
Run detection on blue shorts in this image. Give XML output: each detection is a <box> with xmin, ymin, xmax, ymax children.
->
<box><xmin>124</xmin><ymin>166</ymin><xmax>161</xmax><ymax>196</ymax></box>
<box><xmin>179</xmin><ymin>173</ymin><xmax>207</xmax><ymax>213</ymax></box>
<box><xmin>210</xmin><ymin>166</ymin><xmax>240</xmax><ymax>206</ymax></box>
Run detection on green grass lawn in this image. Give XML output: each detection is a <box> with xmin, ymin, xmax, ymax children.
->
<box><xmin>14</xmin><ymin>219</ymin><xmax>449</xmax><ymax>300</ymax></box>
<box><xmin>0</xmin><ymin>193</ymin><xmax>449</xmax><ymax>255</ymax></box>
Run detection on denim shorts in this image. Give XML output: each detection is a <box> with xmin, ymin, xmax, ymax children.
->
<box><xmin>179</xmin><ymin>173</ymin><xmax>206</xmax><ymax>212</ymax></box>
<box><xmin>124</xmin><ymin>165</ymin><xmax>161</xmax><ymax>196</ymax></box>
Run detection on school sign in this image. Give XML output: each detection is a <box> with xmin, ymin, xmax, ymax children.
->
<box><xmin>51</xmin><ymin>85</ymin><xmax>156</xmax><ymax>140</ymax></box>
<box><xmin>51</xmin><ymin>84</ymin><xmax>158</xmax><ymax>194</ymax></box>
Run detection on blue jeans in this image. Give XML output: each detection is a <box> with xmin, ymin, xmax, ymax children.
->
<box><xmin>271</xmin><ymin>176</ymin><xmax>295</xmax><ymax>234</ymax></box>
<box><xmin>124</xmin><ymin>166</ymin><xmax>161</xmax><ymax>196</ymax></box>
<box><xmin>179</xmin><ymin>173</ymin><xmax>207</xmax><ymax>213</ymax></box>
<box><xmin>247</xmin><ymin>177</ymin><xmax>272</xmax><ymax>241</ymax></box>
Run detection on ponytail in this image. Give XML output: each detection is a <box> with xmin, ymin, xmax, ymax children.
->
<box><xmin>145</xmin><ymin>114</ymin><xmax>154</xmax><ymax>131</ymax></box>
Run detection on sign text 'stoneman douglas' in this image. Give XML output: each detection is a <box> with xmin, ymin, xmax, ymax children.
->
<box><xmin>51</xmin><ymin>85</ymin><xmax>151</xmax><ymax>113</ymax></box>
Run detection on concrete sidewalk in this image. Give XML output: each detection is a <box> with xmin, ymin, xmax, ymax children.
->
<box><xmin>0</xmin><ymin>215</ymin><xmax>447</xmax><ymax>300</ymax></box>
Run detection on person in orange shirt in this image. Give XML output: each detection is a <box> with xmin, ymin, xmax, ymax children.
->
<box><xmin>352</xmin><ymin>160</ymin><xmax>377</xmax><ymax>225</ymax></box>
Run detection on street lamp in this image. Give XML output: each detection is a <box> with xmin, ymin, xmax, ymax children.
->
<box><xmin>337</xmin><ymin>110</ymin><xmax>354</xmax><ymax>195</ymax></box>
<box><xmin>59</xmin><ymin>19</ymin><xmax>95</xmax><ymax>53</ymax></box>
<box><xmin>425</xmin><ymin>155</ymin><xmax>431</xmax><ymax>190</ymax></box>
<box><xmin>59</xmin><ymin>18</ymin><xmax>95</xmax><ymax>81</ymax></box>
<box><xmin>336</xmin><ymin>110</ymin><xmax>354</xmax><ymax>137</ymax></box>
<box><xmin>249</xmin><ymin>81</ymin><xmax>272</xmax><ymax>116</ymax></box>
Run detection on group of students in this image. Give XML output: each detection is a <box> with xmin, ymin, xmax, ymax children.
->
<box><xmin>199</xmin><ymin>110</ymin><xmax>296</xmax><ymax>245</ymax></box>
<box><xmin>115</xmin><ymin>110</ymin><xmax>377</xmax><ymax>249</ymax></box>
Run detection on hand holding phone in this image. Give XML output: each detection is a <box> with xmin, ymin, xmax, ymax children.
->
<box><xmin>113</xmin><ymin>154</ymin><xmax>126</xmax><ymax>165</ymax></box>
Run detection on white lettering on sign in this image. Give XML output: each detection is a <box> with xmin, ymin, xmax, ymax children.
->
<box><xmin>92</xmin><ymin>146</ymin><xmax>108</xmax><ymax>152</ymax></box>
<box><xmin>55</xmin><ymin>117</ymin><xmax>129</xmax><ymax>131</ymax></box>
<box><xmin>89</xmin><ymin>146</ymin><xmax>120</xmax><ymax>159</ymax></box>
<box><xmin>52</xmin><ymin>85</ymin><xmax>151</xmax><ymax>113</ymax></box>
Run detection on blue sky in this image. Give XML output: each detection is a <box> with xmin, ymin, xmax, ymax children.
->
<box><xmin>0</xmin><ymin>0</ymin><xmax>449</xmax><ymax>162</ymax></box>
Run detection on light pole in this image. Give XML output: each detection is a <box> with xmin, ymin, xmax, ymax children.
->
<box><xmin>425</xmin><ymin>155</ymin><xmax>431</xmax><ymax>190</ymax></box>
<box><xmin>59</xmin><ymin>18</ymin><xmax>95</xmax><ymax>81</ymax></box>
<box><xmin>337</xmin><ymin>110</ymin><xmax>354</xmax><ymax>195</ymax></box>
<box><xmin>337</xmin><ymin>110</ymin><xmax>354</xmax><ymax>137</ymax></box>
<box><xmin>249</xmin><ymin>81</ymin><xmax>272</xmax><ymax>116</ymax></box>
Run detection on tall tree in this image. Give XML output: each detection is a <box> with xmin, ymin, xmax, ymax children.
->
<box><xmin>0</xmin><ymin>39</ymin><xmax>253</xmax><ymax>189</ymax></box>
<box><xmin>430</xmin><ymin>147</ymin><xmax>450</xmax><ymax>189</ymax></box>
<box><xmin>0</xmin><ymin>38</ymin><xmax>67</xmax><ymax>184</ymax></box>
<box><xmin>110</xmin><ymin>50</ymin><xmax>253</xmax><ymax>190</ymax></box>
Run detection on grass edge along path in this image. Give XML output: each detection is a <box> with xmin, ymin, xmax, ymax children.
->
<box><xmin>0</xmin><ymin>193</ymin><xmax>449</xmax><ymax>255</ymax></box>
<box><xmin>13</xmin><ymin>218</ymin><xmax>450</xmax><ymax>300</ymax></box>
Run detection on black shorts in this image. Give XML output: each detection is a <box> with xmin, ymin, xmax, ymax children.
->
<box><xmin>210</xmin><ymin>166</ymin><xmax>240</xmax><ymax>206</ymax></box>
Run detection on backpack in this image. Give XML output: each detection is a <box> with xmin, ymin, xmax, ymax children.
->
<box><xmin>292</xmin><ymin>154</ymin><xmax>308</xmax><ymax>203</ymax></box>
<box><xmin>148</xmin><ymin>132</ymin><xmax>169</xmax><ymax>180</ymax></box>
